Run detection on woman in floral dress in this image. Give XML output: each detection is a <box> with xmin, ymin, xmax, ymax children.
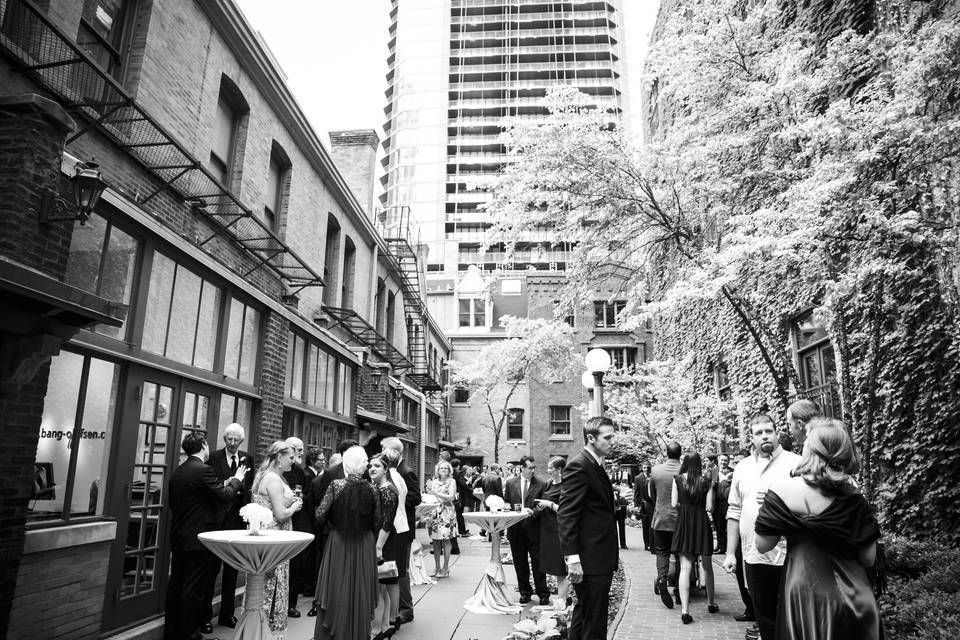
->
<box><xmin>250</xmin><ymin>441</ymin><xmax>303</xmax><ymax>637</ymax></box>
<box><xmin>426</xmin><ymin>460</ymin><xmax>458</xmax><ymax>578</ymax></box>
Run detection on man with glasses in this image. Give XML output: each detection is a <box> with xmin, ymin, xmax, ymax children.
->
<box><xmin>504</xmin><ymin>455</ymin><xmax>549</xmax><ymax>605</ymax></box>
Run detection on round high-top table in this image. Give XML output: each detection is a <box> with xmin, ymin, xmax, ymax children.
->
<box><xmin>462</xmin><ymin>511</ymin><xmax>529</xmax><ymax>614</ymax></box>
<box><xmin>198</xmin><ymin>529</ymin><xmax>314</xmax><ymax>640</ymax></box>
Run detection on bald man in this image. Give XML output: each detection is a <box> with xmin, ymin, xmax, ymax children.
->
<box><xmin>203</xmin><ymin>424</ymin><xmax>254</xmax><ymax>630</ymax></box>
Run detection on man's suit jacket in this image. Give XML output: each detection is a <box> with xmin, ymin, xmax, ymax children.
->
<box><xmin>206</xmin><ymin>447</ymin><xmax>254</xmax><ymax>527</ymax></box>
<box><xmin>453</xmin><ymin>470</ymin><xmax>471</xmax><ymax>506</ymax></box>
<box><xmin>633</xmin><ymin>473</ymin><xmax>654</xmax><ymax>513</ymax></box>
<box><xmin>398</xmin><ymin>460</ymin><xmax>421</xmax><ymax>529</ymax></box>
<box><xmin>649</xmin><ymin>459</ymin><xmax>681</xmax><ymax>531</ymax></box>
<box><xmin>557</xmin><ymin>449</ymin><xmax>618</xmax><ymax>576</ymax></box>
<box><xmin>480</xmin><ymin>472</ymin><xmax>503</xmax><ymax>504</ymax></box>
<box><xmin>503</xmin><ymin>474</ymin><xmax>547</xmax><ymax>541</ymax></box>
<box><xmin>283</xmin><ymin>463</ymin><xmax>312</xmax><ymax>533</ymax></box>
<box><xmin>169</xmin><ymin>456</ymin><xmax>242</xmax><ymax>553</ymax></box>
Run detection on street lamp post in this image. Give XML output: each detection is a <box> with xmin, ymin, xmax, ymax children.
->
<box><xmin>580</xmin><ymin>370</ymin><xmax>596</xmax><ymax>417</ymax></box>
<box><xmin>584</xmin><ymin>348</ymin><xmax>611</xmax><ymax>418</ymax></box>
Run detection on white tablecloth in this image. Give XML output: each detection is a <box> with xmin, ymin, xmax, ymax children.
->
<box><xmin>461</xmin><ymin>511</ymin><xmax>529</xmax><ymax>614</ymax></box>
<box><xmin>199</xmin><ymin>530</ymin><xmax>314</xmax><ymax>640</ymax></box>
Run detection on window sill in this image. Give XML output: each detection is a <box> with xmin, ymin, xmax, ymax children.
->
<box><xmin>548</xmin><ymin>435</ymin><xmax>574</xmax><ymax>442</ymax></box>
<box><xmin>23</xmin><ymin>519</ymin><xmax>117</xmax><ymax>554</ymax></box>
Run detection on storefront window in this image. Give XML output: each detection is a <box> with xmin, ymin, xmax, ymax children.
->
<box><xmin>224</xmin><ymin>298</ymin><xmax>261</xmax><ymax>384</ymax></box>
<box><xmin>31</xmin><ymin>351</ymin><xmax>119</xmax><ymax>522</ymax></box>
<box><xmin>64</xmin><ymin>212</ymin><xmax>138</xmax><ymax>338</ymax></box>
<box><xmin>142</xmin><ymin>253</ymin><xmax>223</xmax><ymax>370</ymax></box>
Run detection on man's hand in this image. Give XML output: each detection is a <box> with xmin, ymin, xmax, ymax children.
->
<box><xmin>567</xmin><ymin>561</ymin><xmax>583</xmax><ymax>584</ymax></box>
<box><xmin>722</xmin><ymin>552</ymin><xmax>737</xmax><ymax>574</ymax></box>
<box><xmin>233</xmin><ymin>464</ymin><xmax>248</xmax><ymax>482</ymax></box>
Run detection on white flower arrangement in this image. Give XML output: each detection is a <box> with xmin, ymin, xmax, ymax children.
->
<box><xmin>506</xmin><ymin>606</ymin><xmax>569</xmax><ymax>639</ymax></box>
<box><xmin>485</xmin><ymin>495</ymin><xmax>506</xmax><ymax>512</ymax></box>
<box><xmin>239</xmin><ymin>503</ymin><xmax>274</xmax><ymax>535</ymax></box>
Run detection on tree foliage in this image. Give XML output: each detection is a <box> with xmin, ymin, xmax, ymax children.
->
<box><xmin>447</xmin><ymin>316</ymin><xmax>581</xmax><ymax>462</ymax></box>
<box><xmin>485</xmin><ymin>0</ymin><xmax>960</xmax><ymax>540</ymax></box>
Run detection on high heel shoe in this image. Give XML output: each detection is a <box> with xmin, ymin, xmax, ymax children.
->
<box><xmin>681</xmin><ymin>613</ymin><xmax>694</xmax><ymax>624</ymax></box>
<box><xmin>708</xmin><ymin>603</ymin><xmax>719</xmax><ymax>614</ymax></box>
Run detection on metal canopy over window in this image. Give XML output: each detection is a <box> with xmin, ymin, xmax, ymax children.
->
<box><xmin>0</xmin><ymin>0</ymin><xmax>323</xmax><ymax>294</ymax></box>
<box><xmin>322</xmin><ymin>306</ymin><xmax>413</xmax><ymax>374</ymax></box>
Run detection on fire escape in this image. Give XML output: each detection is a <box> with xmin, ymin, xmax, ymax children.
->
<box><xmin>378</xmin><ymin>206</ymin><xmax>442</xmax><ymax>392</ymax></box>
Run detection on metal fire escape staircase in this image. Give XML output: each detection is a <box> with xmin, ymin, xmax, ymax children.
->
<box><xmin>378</xmin><ymin>206</ymin><xmax>442</xmax><ymax>392</ymax></box>
<box><xmin>0</xmin><ymin>0</ymin><xmax>324</xmax><ymax>295</ymax></box>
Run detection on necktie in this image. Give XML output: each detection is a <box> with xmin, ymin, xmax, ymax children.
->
<box><xmin>521</xmin><ymin>478</ymin><xmax>526</xmax><ymax>506</ymax></box>
<box><xmin>230</xmin><ymin>455</ymin><xmax>237</xmax><ymax>473</ymax></box>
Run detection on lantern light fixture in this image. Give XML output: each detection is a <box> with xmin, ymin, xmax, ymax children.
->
<box><xmin>38</xmin><ymin>160</ymin><xmax>107</xmax><ymax>226</ymax></box>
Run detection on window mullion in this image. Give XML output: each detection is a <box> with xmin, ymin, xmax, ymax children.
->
<box><xmin>162</xmin><ymin>264</ymin><xmax>179</xmax><ymax>357</ymax></box>
<box><xmin>62</xmin><ymin>356</ymin><xmax>92</xmax><ymax>521</ymax></box>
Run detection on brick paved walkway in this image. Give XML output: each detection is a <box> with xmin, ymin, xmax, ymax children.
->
<box><xmin>611</xmin><ymin>524</ymin><xmax>751</xmax><ymax>640</ymax></box>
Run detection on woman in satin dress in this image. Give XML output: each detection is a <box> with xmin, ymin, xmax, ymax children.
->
<box><xmin>755</xmin><ymin>418</ymin><xmax>884</xmax><ymax>640</ymax></box>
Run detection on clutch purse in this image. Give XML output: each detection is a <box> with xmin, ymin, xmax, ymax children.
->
<box><xmin>377</xmin><ymin>560</ymin><xmax>399</xmax><ymax>578</ymax></box>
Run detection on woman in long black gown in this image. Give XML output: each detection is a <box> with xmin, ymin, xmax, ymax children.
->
<box><xmin>535</xmin><ymin>456</ymin><xmax>568</xmax><ymax>608</ymax></box>
<box><xmin>755</xmin><ymin>418</ymin><xmax>884</xmax><ymax>640</ymax></box>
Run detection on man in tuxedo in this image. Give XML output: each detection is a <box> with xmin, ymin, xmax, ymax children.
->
<box><xmin>306</xmin><ymin>439</ymin><xmax>356</xmax><ymax>617</ymax></box>
<box><xmin>202</xmin><ymin>424</ymin><xmax>254</xmax><ymax>630</ymax></box>
<box><xmin>165</xmin><ymin>432</ymin><xmax>246</xmax><ymax>640</ymax></box>
<box><xmin>558</xmin><ymin>417</ymin><xmax>619</xmax><ymax>640</ymax></box>
<box><xmin>382</xmin><ymin>436</ymin><xmax>421</xmax><ymax>624</ymax></box>
<box><xmin>282</xmin><ymin>437</ymin><xmax>311</xmax><ymax>618</ymax></box>
<box><xmin>633</xmin><ymin>462</ymin><xmax>654</xmax><ymax>550</ymax></box>
<box><xmin>503</xmin><ymin>455</ymin><xmax>549</xmax><ymax>604</ymax></box>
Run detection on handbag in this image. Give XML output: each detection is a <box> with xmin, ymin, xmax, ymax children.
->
<box><xmin>377</xmin><ymin>560</ymin><xmax>399</xmax><ymax>578</ymax></box>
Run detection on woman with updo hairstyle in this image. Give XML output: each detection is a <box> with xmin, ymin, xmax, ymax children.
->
<box><xmin>250</xmin><ymin>441</ymin><xmax>303</xmax><ymax>635</ymax></box>
<box><xmin>368</xmin><ymin>448</ymin><xmax>403</xmax><ymax>639</ymax></box>
<box><xmin>313</xmin><ymin>445</ymin><xmax>379</xmax><ymax>640</ymax></box>
<box><xmin>755</xmin><ymin>418</ymin><xmax>884</xmax><ymax>639</ymax></box>
<box><xmin>535</xmin><ymin>456</ymin><xmax>569</xmax><ymax>607</ymax></box>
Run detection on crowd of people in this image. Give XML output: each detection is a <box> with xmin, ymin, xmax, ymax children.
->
<box><xmin>164</xmin><ymin>398</ymin><xmax>884</xmax><ymax>640</ymax></box>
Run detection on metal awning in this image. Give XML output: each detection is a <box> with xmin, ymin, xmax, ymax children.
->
<box><xmin>0</xmin><ymin>0</ymin><xmax>323</xmax><ymax>294</ymax></box>
<box><xmin>322</xmin><ymin>306</ymin><xmax>412</xmax><ymax>372</ymax></box>
<box><xmin>356</xmin><ymin>408</ymin><xmax>409</xmax><ymax>435</ymax></box>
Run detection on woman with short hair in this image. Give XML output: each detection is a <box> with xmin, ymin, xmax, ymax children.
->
<box><xmin>755</xmin><ymin>419</ymin><xmax>884</xmax><ymax>640</ymax></box>
<box><xmin>313</xmin><ymin>446</ymin><xmax>379</xmax><ymax>640</ymax></box>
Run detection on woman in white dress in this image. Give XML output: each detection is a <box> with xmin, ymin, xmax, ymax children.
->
<box><xmin>250</xmin><ymin>441</ymin><xmax>303</xmax><ymax>637</ymax></box>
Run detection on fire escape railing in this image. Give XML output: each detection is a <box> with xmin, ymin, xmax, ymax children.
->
<box><xmin>0</xmin><ymin>0</ymin><xmax>323</xmax><ymax>293</ymax></box>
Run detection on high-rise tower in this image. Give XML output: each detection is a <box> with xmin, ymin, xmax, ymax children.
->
<box><xmin>380</xmin><ymin>0</ymin><xmax>625</xmax><ymax>282</ymax></box>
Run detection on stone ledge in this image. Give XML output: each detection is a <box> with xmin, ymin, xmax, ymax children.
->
<box><xmin>548</xmin><ymin>435</ymin><xmax>575</xmax><ymax>442</ymax></box>
<box><xmin>24</xmin><ymin>520</ymin><xmax>117</xmax><ymax>554</ymax></box>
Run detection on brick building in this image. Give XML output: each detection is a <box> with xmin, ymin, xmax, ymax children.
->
<box><xmin>0</xmin><ymin>1</ymin><xmax>446</xmax><ymax>638</ymax></box>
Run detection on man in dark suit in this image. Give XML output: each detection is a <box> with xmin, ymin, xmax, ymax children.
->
<box><xmin>282</xmin><ymin>437</ymin><xmax>312</xmax><ymax>618</ymax></box>
<box><xmin>503</xmin><ymin>455</ymin><xmax>549</xmax><ymax>604</ymax></box>
<box><xmin>558</xmin><ymin>416</ymin><xmax>619</xmax><ymax>640</ymax></box>
<box><xmin>165</xmin><ymin>432</ymin><xmax>247</xmax><ymax>640</ymax></box>
<box><xmin>478</xmin><ymin>463</ymin><xmax>504</xmax><ymax>539</ymax></box>
<box><xmin>452</xmin><ymin>458</ymin><xmax>470</xmax><ymax>536</ymax></box>
<box><xmin>202</xmin><ymin>423</ymin><xmax>254</xmax><ymax>630</ymax></box>
<box><xmin>306</xmin><ymin>439</ymin><xmax>355</xmax><ymax>617</ymax></box>
<box><xmin>649</xmin><ymin>442</ymin><xmax>682</xmax><ymax>608</ymax></box>
<box><xmin>382</xmin><ymin>436</ymin><xmax>421</xmax><ymax>624</ymax></box>
<box><xmin>633</xmin><ymin>462</ymin><xmax>654</xmax><ymax>550</ymax></box>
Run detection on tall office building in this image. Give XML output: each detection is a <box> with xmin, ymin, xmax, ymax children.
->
<box><xmin>380</xmin><ymin>0</ymin><xmax>626</xmax><ymax>279</ymax></box>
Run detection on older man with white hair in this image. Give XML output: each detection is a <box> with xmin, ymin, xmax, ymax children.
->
<box><xmin>203</xmin><ymin>423</ymin><xmax>253</xmax><ymax>631</ymax></box>
<box><xmin>381</xmin><ymin>437</ymin><xmax>421</xmax><ymax>625</ymax></box>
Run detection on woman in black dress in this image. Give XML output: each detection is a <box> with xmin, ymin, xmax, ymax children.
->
<box><xmin>755</xmin><ymin>419</ymin><xmax>883</xmax><ymax>640</ymax></box>
<box><xmin>369</xmin><ymin>451</ymin><xmax>400</xmax><ymax>640</ymax></box>
<box><xmin>670</xmin><ymin>451</ymin><xmax>717</xmax><ymax>624</ymax></box>
<box><xmin>534</xmin><ymin>456</ymin><xmax>568</xmax><ymax>608</ymax></box>
<box><xmin>314</xmin><ymin>446</ymin><xmax>379</xmax><ymax>640</ymax></box>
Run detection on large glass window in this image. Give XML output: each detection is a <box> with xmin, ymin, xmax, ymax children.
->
<box><xmin>549</xmin><ymin>406</ymin><xmax>571</xmax><ymax>436</ymax></box>
<box><xmin>64</xmin><ymin>212</ymin><xmax>138</xmax><ymax>338</ymax></box>
<box><xmin>459</xmin><ymin>298</ymin><xmax>486</xmax><ymax>327</ymax></box>
<box><xmin>285</xmin><ymin>331</ymin><xmax>352</xmax><ymax>416</ymax></box>
<box><xmin>507</xmin><ymin>408</ymin><xmax>524</xmax><ymax>441</ymax></box>
<box><xmin>31</xmin><ymin>351</ymin><xmax>120</xmax><ymax>522</ymax></box>
<box><xmin>224</xmin><ymin>298</ymin><xmax>261</xmax><ymax>384</ymax></box>
<box><xmin>594</xmin><ymin>300</ymin><xmax>626</xmax><ymax>329</ymax></box>
<box><xmin>142</xmin><ymin>253</ymin><xmax>223</xmax><ymax>371</ymax></box>
<box><xmin>77</xmin><ymin>0</ymin><xmax>136</xmax><ymax>81</ymax></box>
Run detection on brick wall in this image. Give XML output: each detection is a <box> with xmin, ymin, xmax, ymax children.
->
<box><xmin>255</xmin><ymin>310</ymin><xmax>289</xmax><ymax>456</ymax></box>
<box><xmin>329</xmin><ymin>130</ymin><xmax>379</xmax><ymax>220</ymax></box>
<box><xmin>8</xmin><ymin>540</ymin><xmax>111</xmax><ymax>640</ymax></box>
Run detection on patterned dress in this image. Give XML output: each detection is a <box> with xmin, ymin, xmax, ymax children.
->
<box><xmin>427</xmin><ymin>478</ymin><xmax>458</xmax><ymax>541</ymax></box>
<box><xmin>252</xmin><ymin>472</ymin><xmax>296</xmax><ymax>637</ymax></box>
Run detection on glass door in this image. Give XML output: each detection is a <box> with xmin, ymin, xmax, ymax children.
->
<box><xmin>102</xmin><ymin>368</ymin><xmax>216</xmax><ymax>633</ymax></box>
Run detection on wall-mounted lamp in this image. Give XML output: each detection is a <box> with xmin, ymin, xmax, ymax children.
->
<box><xmin>38</xmin><ymin>160</ymin><xmax>107</xmax><ymax>226</ymax></box>
<box><xmin>369</xmin><ymin>362</ymin><xmax>391</xmax><ymax>391</ymax></box>
<box><xmin>280</xmin><ymin>290</ymin><xmax>300</xmax><ymax>307</ymax></box>
<box><xmin>392</xmin><ymin>386</ymin><xmax>404</xmax><ymax>403</ymax></box>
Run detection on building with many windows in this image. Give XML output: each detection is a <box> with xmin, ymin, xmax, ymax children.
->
<box><xmin>0</xmin><ymin>0</ymin><xmax>446</xmax><ymax>637</ymax></box>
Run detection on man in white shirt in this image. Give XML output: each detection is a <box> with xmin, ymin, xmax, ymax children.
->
<box><xmin>723</xmin><ymin>414</ymin><xmax>801</xmax><ymax>640</ymax></box>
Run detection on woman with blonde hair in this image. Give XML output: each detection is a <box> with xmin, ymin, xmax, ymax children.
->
<box><xmin>426</xmin><ymin>459</ymin><xmax>458</xmax><ymax>578</ymax></box>
<box><xmin>369</xmin><ymin>449</ymin><xmax>402</xmax><ymax>640</ymax></box>
<box><xmin>313</xmin><ymin>445</ymin><xmax>379</xmax><ymax>640</ymax></box>
<box><xmin>250</xmin><ymin>440</ymin><xmax>303</xmax><ymax>636</ymax></box>
<box><xmin>755</xmin><ymin>418</ymin><xmax>884</xmax><ymax>639</ymax></box>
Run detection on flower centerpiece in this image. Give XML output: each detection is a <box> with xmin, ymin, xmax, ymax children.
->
<box><xmin>239</xmin><ymin>503</ymin><xmax>274</xmax><ymax>535</ymax></box>
<box><xmin>485</xmin><ymin>495</ymin><xmax>506</xmax><ymax>513</ymax></box>
<box><xmin>503</xmin><ymin>604</ymin><xmax>572</xmax><ymax>640</ymax></box>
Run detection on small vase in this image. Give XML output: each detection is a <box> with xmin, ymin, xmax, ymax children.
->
<box><xmin>248</xmin><ymin>520</ymin><xmax>261</xmax><ymax>535</ymax></box>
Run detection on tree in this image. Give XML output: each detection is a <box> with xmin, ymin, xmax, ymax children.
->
<box><xmin>603</xmin><ymin>359</ymin><xmax>736</xmax><ymax>464</ymax></box>
<box><xmin>447</xmin><ymin>316</ymin><xmax>581</xmax><ymax>462</ymax></box>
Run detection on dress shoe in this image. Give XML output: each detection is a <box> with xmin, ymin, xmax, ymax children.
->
<box><xmin>539</xmin><ymin>596</ymin><xmax>551</xmax><ymax>606</ymax></box>
<box><xmin>217</xmin><ymin>616</ymin><xmax>237</xmax><ymax>629</ymax></box>
<box><xmin>735</xmin><ymin>612</ymin><xmax>757</xmax><ymax>622</ymax></box>
<box><xmin>658</xmin><ymin>579</ymin><xmax>674</xmax><ymax>609</ymax></box>
<box><xmin>287</xmin><ymin>607</ymin><xmax>301</xmax><ymax>618</ymax></box>
<box><xmin>653</xmin><ymin>578</ymin><xmax>660</xmax><ymax>595</ymax></box>
<box><xmin>307</xmin><ymin>606</ymin><xmax>317</xmax><ymax>617</ymax></box>
<box><xmin>681</xmin><ymin>613</ymin><xmax>694</xmax><ymax>624</ymax></box>
<box><xmin>708</xmin><ymin>603</ymin><xmax>719</xmax><ymax>614</ymax></box>
<box><xmin>519</xmin><ymin>594</ymin><xmax>532</xmax><ymax>604</ymax></box>
<box><xmin>200</xmin><ymin>622</ymin><xmax>214</xmax><ymax>634</ymax></box>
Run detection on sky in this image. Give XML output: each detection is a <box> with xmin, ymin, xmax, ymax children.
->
<box><xmin>235</xmin><ymin>0</ymin><xmax>661</xmax><ymax>148</ymax></box>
